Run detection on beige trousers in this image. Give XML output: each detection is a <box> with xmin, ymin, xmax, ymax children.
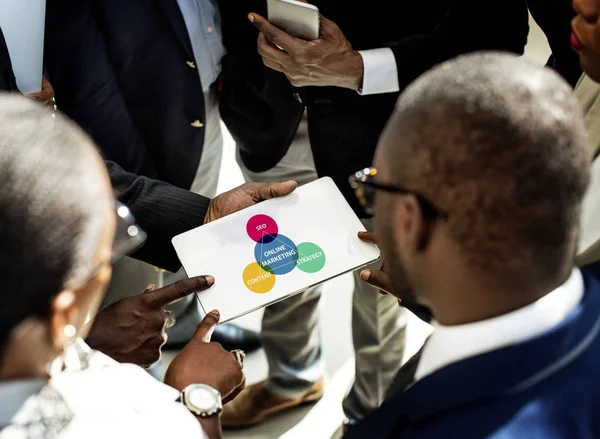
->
<box><xmin>236</xmin><ymin>114</ymin><xmax>408</xmax><ymax>420</ymax></box>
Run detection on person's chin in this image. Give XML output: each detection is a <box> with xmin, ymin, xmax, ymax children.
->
<box><xmin>581</xmin><ymin>54</ymin><xmax>600</xmax><ymax>84</ymax></box>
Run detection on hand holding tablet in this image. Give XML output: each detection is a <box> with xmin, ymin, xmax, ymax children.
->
<box><xmin>172</xmin><ymin>178</ymin><xmax>380</xmax><ymax>323</ymax></box>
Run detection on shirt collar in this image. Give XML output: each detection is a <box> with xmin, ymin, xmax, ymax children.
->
<box><xmin>415</xmin><ymin>268</ymin><xmax>584</xmax><ymax>381</ymax></box>
<box><xmin>0</xmin><ymin>378</ymin><xmax>46</xmax><ymax>427</ymax></box>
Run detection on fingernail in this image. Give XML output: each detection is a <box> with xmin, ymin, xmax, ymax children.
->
<box><xmin>205</xmin><ymin>276</ymin><xmax>215</xmax><ymax>286</ymax></box>
<box><xmin>146</xmin><ymin>283</ymin><xmax>156</xmax><ymax>290</ymax></box>
<box><xmin>210</xmin><ymin>309</ymin><xmax>220</xmax><ymax>318</ymax></box>
<box><xmin>248</xmin><ymin>13</ymin><xmax>255</xmax><ymax>22</ymax></box>
<box><xmin>360</xmin><ymin>270</ymin><xmax>370</xmax><ymax>281</ymax></box>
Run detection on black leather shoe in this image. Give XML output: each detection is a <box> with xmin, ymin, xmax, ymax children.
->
<box><xmin>211</xmin><ymin>323</ymin><xmax>262</xmax><ymax>353</ymax></box>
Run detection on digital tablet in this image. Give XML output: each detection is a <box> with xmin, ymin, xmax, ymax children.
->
<box><xmin>172</xmin><ymin>177</ymin><xmax>380</xmax><ymax>323</ymax></box>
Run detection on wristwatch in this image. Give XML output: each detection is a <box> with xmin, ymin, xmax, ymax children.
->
<box><xmin>179</xmin><ymin>384</ymin><xmax>223</xmax><ymax>418</ymax></box>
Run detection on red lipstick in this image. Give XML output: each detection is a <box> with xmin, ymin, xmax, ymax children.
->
<box><xmin>571</xmin><ymin>32</ymin><xmax>585</xmax><ymax>51</ymax></box>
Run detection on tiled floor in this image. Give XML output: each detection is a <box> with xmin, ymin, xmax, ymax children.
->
<box><xmin>181</xmin><ymin>15</ymin><xmax>552</xmax><ymax>439</ymax></box>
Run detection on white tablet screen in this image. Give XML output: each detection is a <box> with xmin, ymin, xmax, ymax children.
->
<box><xmin>172</xmin><ymin>177</ymin><xmax>380</xmax><ymax>323</ymax></box>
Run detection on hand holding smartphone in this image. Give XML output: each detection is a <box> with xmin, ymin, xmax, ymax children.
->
<box><xmin>267</xmin><ymin>0</ymin><xmax>320</xmax><ymax>41</ymax></box>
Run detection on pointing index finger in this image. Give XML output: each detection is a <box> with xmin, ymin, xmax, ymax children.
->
<box><xmin>249</xmin><ymin>13</ymin><xmax>305</xmax><ymax>53</ymax></box>
<box><xmin>144</xmin><ymin>275</ymin><xmax>215</xmax><ymax>308</ymax></box>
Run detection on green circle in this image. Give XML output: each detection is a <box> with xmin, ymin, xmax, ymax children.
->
<box><xmin>295</xmin><ymin>242</ymin><xmax>326</xmax><ymax>273</ymax></box>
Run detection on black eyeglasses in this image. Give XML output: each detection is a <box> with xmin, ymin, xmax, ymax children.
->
<box><xmin>66</xmin><ymin>201</ymin><xmax>147</xmax><ymax>290</ymax></box>
<box><xmin>348</xmin><ymin>167</ymin><xmax>448</xmax><ymax>219</ymax></box>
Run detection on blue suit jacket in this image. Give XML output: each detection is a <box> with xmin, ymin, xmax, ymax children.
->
<box><xmin>44</xmin><ymin>0</ymin><xmax>206</xmax><ymax>189</ymax></box>
<box><xmin>347</xmin><ymin>271</ymin><xmax>600</xmax><ymax>439</ymax></box>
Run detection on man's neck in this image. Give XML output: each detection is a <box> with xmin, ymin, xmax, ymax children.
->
<box><xmin>427</xmin><ymin>271</ymin><xmax>571</xmax><ymax>326</ymax></box>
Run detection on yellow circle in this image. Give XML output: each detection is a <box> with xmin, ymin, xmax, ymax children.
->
<box><xmin>242</xmin><ymin>262</ymin><xmax>276</xmax><ymax>294</ymax></box>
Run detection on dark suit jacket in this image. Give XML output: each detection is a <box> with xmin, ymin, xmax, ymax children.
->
<box><xmin>0</xmin><ymin>25</ymin><xmax>207</xmax><ymax>272</ymax></box>
<box><xmin>527</xmin><ymin>0</ymin><xmax>582</xmax><ymax>87</ymax></box>
<box><xmin>107</xmin><ymin>161</ymin><xmax>209</xmax><ymax>272</ymax></box>
<box><xmin>219</xmin><ymin>0</ymin><xmax>530</xmax><ymax>215</ymax></box>
<box><xmin>44</xmin><ymin>0</ymin><xmax>207</xmax><ymax>190</ymax></box>
<box><xmin>0</xmin><ymin>28</ymin><xmax>17</xmax><ymax>92</ymax></box>
<box><xmin>347</xmin><ymin>270</ymin><xmax>600</xmax><ymax>439</ymax></box>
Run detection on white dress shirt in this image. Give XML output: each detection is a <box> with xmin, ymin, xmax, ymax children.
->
<box><xmin>358</xmin><ymin>48</ymin><xmax>399</xmax><ymax>95</ymax></box>
<box><xmin>415</xmin><ymin>268</ymin><xmax>585</xmax><ymax>381</ymax></box>
<box><xmin>177</xmin><ymin>0</ymin><xmax>396</xmax><ymax>96</ymax></box>
<box><xmin>176</xmin><ymin>0</ymin><xmax>226</xmax><ymax>92</ymax></box>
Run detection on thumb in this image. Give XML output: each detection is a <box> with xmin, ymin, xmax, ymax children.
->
<box><xmin>251</xmin><ymin>181</ymin><xmax>297</xmax><ymax>201</ymax></box>
<box><xmin>258</xmin><ymin>181</ymin><xmax>298</xmax><ymax>200</ymax></box>
<box><xmin>27</xmin><ymin>92</ymin><xmax>43</xmax><ymax>101</ymax></box>
<box><xmin>318</xmin><ymin>16</ymin><xmax>338</xmax><ymax>38</ymax></box>
<box><xmin>193</xmin><ymin>310</ymin><xmax>220</xmax><ymax>343</ymax></box>
<box><xmin>358</xmin><ymin>231</ymin><xmax>379</xmax><ymax>245</ymax></box>
<box><xmin>360</xmin><ymin>268</ymin><xmax>393</xmax><ymax>295</ymax></box>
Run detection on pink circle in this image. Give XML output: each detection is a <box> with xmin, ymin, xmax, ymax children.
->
<box><xmin>247</xmin><ymin>214</ymin><xmax>278</xmax><ymax>243</ymax></box>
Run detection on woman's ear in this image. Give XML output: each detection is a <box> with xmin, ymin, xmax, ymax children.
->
<box><xmin>49</xmin><ymin>290</ymin><xmax>77</xmax><ymax>350</ymax></box>
<box><xmin>63</xmin><ymin>264</ymin><xmax>112</xmax><ymax>341</ymax></box>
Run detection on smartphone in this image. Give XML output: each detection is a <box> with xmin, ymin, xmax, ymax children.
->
<box><xmin>267</xmin><ymin>0</ymin><xmax>320</xmax><ymax>41</ymax></box>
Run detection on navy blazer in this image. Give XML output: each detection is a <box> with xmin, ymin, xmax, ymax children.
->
<box><xmin>346</xmin><ymin>271</ymin><xmax>600</xmax><ymax>439</ymax></box>
<box><xmin>44</xmin><ymin>0</ymin><xmax>206</xmax><ymax>190</ymax></box>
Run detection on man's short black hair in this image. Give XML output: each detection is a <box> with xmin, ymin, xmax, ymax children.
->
<box><xmin>382</xmin><ymin>52</ymin><xmax>590</xmax><ymax>284</ymax></box>
<box><xmin>0</xmin><ymin>94</ymin><xmax>111</xmax><ymax>347</ymax></box>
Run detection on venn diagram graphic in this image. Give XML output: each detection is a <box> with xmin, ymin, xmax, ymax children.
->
<box><xmin>242</xmin><ymin>214</ymin><xmax>326</xmax><ymax>294</ymax></box>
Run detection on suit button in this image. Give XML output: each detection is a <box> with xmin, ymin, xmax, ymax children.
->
<box><xmin>186</xmin><ymin>60</ymin><xmax>196</xmax><ymax>68</ymax></box>
<box><xmin>191</xmin><ymin>120</ymin><xmax>204</xmax><ymax>128</ymax></box>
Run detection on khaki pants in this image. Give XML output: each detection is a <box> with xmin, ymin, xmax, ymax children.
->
<box><xmin>236</xmin><ymin>114</ymin><xmax>408</xmax><ymax>420</ymax></box>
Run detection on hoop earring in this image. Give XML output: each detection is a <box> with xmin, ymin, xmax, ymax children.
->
<box><xmin>46</xmin><ymin>325</ymin><xmax>90</xmax><ymax>376</ymax></box>
<box><xmin>64</xmin><ymin>325</ymin><xmax>76</xmax><ymax>339</ymax></box>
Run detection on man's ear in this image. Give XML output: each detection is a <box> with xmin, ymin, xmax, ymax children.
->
<box><xmin>396</xmin><ymin>195</ymin><xmax>433</xmax><ymax>253</ymax></box>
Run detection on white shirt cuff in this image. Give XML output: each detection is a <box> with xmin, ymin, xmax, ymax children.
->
<box><xmin>357</xmin><ymin>48</ymin><xmax>400</xmax><ymax>95</ymax></box>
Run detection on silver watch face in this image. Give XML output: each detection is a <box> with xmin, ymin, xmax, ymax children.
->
<box><xmin>186</xmin><ymin>385</ymin><xmax>219</xmax><ymax>411</ymax></box>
